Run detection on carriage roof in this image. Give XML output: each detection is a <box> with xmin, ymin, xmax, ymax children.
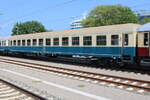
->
<box><xmin>10</xmin><ymin>23</ymin><xmax>140</xmax><ymax>39</ymax></box>
<box><xmin>138</xmin><ymin>22</ymin><xmax>150</xmax><ymax>32</ymax></box>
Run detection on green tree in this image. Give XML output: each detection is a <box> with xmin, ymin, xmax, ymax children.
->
<box><xmin>139</xmin><ymin>17</ymin><xmax>150</xmax><ymax>25</ymax></box>
<box><xmin>12</xmin><ymin>21</ymin><xmax>47</xmax><ymax>35</ymax></box>
<box><xmin>81</xmin><ymin>5</ymin><xmax>138</xmax><ymax>27</ymax></box>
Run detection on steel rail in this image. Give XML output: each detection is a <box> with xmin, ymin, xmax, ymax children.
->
<box><xmin>0</xmin><ymin>79</ymin><xmax>46</xmax><ymax>100</ymax></box>
<box><xmin>0</xmin><ymin>57</ymin><xmax>150</xmax><ymax>84</ymax></box>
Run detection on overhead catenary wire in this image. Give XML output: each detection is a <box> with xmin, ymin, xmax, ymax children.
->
<box><xmin>0</xmin><ymin>0</ymin><xmax>79</xmax><ymax>28</ymax></box>
<box><xmin>17</xmin><ymin>0</ymin><xmax>79</xmax><ymax>19</ymax></box>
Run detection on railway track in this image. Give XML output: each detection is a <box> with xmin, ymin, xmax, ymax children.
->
<box><xmin>0</xmin><ymin>79</ymin><xmax>45</xmax><ymax>100</ymax></box>
<box><xmin>0</xmin><ymin>57</ymin><xmax>150</xmax><ymax>95</ymax></box>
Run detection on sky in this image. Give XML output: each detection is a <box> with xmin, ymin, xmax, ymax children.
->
<box><xmin>0</xmin><ymin>0</ymin><xmax>150</xmax><ymax>38</ymax></box>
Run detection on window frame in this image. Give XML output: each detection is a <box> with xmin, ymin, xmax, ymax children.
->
<box><xmin>13</xmin><ymin>40</ymin><xmax>16</xmax><ymax>46</ymax></box>
<box><xmin>72</xmin><ymin>37</ymin><xmax>79</xmax><ymax>46</ymax></box>
<box><xmin>53</xmin><ymin>38</ymin><xmax>59</xmax><ymax>46</ymax></box>
<box><xmin>124</xmin><ymin>34</ymin><xmax>129</xmax><ymax>46</ymax></box>
<box><xmin>46</xmin><ymin>38</ymin><xmax>51</xmax><ymax>46</ymax></box>
<box><xmin>10</xmin><ymin>40</ymin><xmax>13</xmax><ymax>46</ymax></box>
<box><xmin>32</xmin><ymin>39</ymin><xmax>37</xmax><ymax>46</ymax></box>
<box><xmin>83</xmin><ymin>36</ymin><xmax>92</xmax><ymax>46</ymax></box>
<box><xmin>22</xmin><ymin>40</ymin><xmax>26</xmax><ymax>46</ymax></box>
<box><xmin>39</xmin><ymin>39</ymin><xmax>43</xmax><ymax>46</ymax></box>
<box><xmin>96</xmin><ymin>35</ymin><xmax>107</xmax><ymax>46</ymax></box>
<box><xmin>62</xmin><ymin>37</ymin><xmax>69</xmax><ymax>46</ymax></box>
<box><xmin>17</xmin><ymin>40</ymin><xmax>21</xmax><ymax>46</ymax></box>
<box><xmin>144</xmin><ymin>33</ymin><xmax>148</xmax><ymax>46</ymax></box>
<box><xmin>0</xmin><ymin>41</ymin><xmax>1</xmax><ymax>46</ymax></box>
<box><xmin>111</xmin><ymin>35</ymin><xmax>119</xmax><ymax>45</ymax></box>
<box><xmin>27</xmin><ymin>39</ymin><xmax>31</xmax><ymax>46</ymax></box>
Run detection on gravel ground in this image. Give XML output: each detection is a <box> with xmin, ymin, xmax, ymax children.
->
<box><xmin>0</xmin><ymin>56</ymin><xmax>149</xmax><ymax>100</ymax></box>
<box><xmin>0</xmin><ymin>56</ymin><xmax>149</xmax><ymax>81</ymax></box>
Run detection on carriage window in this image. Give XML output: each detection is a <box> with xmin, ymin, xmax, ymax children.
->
<box><xmin>97</xmin><ymin>35</ymin><xmax>106</xmax><ymax>45</ymax></box>
<box><xmin>111</xmin><ymin>35</ymin><xmax>119</xmax><ymax>45</ymax></box>
<box><xmin>1</xmin><ymin>41</ymin><xmax>2</xmax><ymax>46</ymax></box>
<box><xmin>124</xmin><ymin>34</ymin><xmax>128</xmax><ymax>46</ymax></box>
<box><xmin>83</xmin><ymin>36</ymin><xmax>92</xmax><ymax>46</ymax></box>
<box><xmin>53</xmin><ymin>38</ymin><xmax>59</xmax><ymax>46</ymax></box>
<box><xmin>62</xmin><ymin>37</ymin><xmax>69</xmax><ymax>46</ymax></box>
<box><xmin>2</xmin><ymin>41</ymin><xmax>4</xmax><ymax>46</ymax></box>
<box><xmin>13</xmin><ymin>40</ymin><xmax>16</xmax><ymax>46</ymax></box>
<box><xmin>18</xmin><ymin>40</ymin><xmax>21</xmax><ymax>46</ymax></box>
<box><xmin>22</xmin><ymin>40</ymin><xmax>25</xmax><ymax>46</ymax></box>
<box><xmin>39</xmin><ymin>39</ymin><xmax>43</xmax><ymax>46</ymax></box>
<box><xmin>144</xmin><ymin>33</ymin><xmax>148</xmax><ymax>46</ymax></box>
<box><xmin>3</xmin><ymin>41</ymin><xmax>6</xmax><ymax>46</ymax></box>
<box><xmin>1</xmin><ymin>41</ymin><xmax>3</xmax><ymax>46</ymax></box>
<box><xmin>10</xmin><ymin>41</ymin><xmax>12</xmax><ymax>46</ymax></box>
<box><xmin>72</xmin><ymin>37</ymin><xmax>79</xmax><ymax>46</ymax></box>
<box><xmin>0</xmin><ymin>41</ymin><xmax>3</xmax><ymax>46</ymax></box>
<box><xmin>27</xmin><ymin>39</ymin><xmax>31</xmax><ymax>46</ymax></box>
<box><xmin>46</xmin><ymin>38</ymin><xmax>51</xmax><ymax>46</ymax></box>
<box><xmin>0</xmin><ymin>41</ymin><xmax>2</xmax><ymax>46</ymax></box>
<box><xmin>33</xmin><ymin>39</ymin><xmax>37</xmax><ymax>46</ymax></box>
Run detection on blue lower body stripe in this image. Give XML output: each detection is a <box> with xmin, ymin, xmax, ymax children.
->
<box><xmin>0</xmin><ymin>46</ymin><xmax>136</xmax><ymax>58</ymax></box>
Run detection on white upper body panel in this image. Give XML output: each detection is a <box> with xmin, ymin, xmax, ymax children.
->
<box><xmin>9</xmin><ymin>23</ymin><xmax>140</xmax><ymax>47</ymax></box>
